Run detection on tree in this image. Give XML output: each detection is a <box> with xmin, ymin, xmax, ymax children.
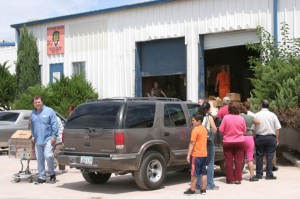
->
<box><xmin>15</xmin><ymin>26</ymin><xmax>40</xmax><ymax>95</ymax></box>
<box><xmin>12</xmin><ymin>75</ymin><xmax>98</xmax><ymax>118</ymax></box>
<box><xmin>246</xmin><ymin>23</ymin><xmax>300</xmax><ymax>129</ymax></box>
<box><xmin>0</xmin><ymin>61</ymin><xmax>17</xmax><ymax>110</ymax></box>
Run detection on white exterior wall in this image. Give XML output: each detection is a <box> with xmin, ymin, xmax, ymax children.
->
<box><xmin>0</xmin><ymin>46</ymin><xmax>17</xmax><ymax>74</ymax></box>
<box><xmin>20</xmin><ymin>0</ymin><xmax>300</xmax><ymax>102</ymax></box>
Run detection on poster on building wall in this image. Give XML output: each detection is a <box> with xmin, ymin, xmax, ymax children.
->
<box><xmin>47</xmin><ymin>25</ymin><xmax>64</xmax><ymax>55</ymax></box>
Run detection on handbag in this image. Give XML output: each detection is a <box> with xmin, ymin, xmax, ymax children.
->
<box><xmin>204</xmin><ymin>114</ymin><xmax>214</xmax><ymax>143</ymax></box>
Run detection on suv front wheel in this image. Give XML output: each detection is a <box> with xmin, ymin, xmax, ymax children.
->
<box><xmin>82</xmin><ymin>172</ymin><xmax>111</xmax><ymax>184</ymax></box>
<box><xmin>133</xmin><ymin>151</ymin><xmax>167</xmax><ymax>190</ymax></box>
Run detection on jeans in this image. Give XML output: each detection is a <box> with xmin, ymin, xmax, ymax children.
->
<box><xmin>196</xmin><ymin>141</ymin><xmax>216</xmax><ymax>189</ymax></box>
<box><xmin>255</xmin><ymin>135</ymin><xmax>276</xmax><ymax>177</ymax></box>
<box><xmin>35</xmin><ymin>139</ymin><xmax>55</xmax><ymax>180</ymax></box>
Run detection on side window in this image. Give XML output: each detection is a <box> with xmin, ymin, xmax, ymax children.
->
<box><xmin>187</xmin><ymin>104</ymin><xmax>200</xmax><ymax>117</ymax></box>
<box><xmin>125</xmin><ymin>103</ymin><xmax>155</xmax><ymax>128</ymax></box>
<box><xmin>164</xmin><ymin>104</ymin><xmax>187</xmax><ymax>127</ymax></box>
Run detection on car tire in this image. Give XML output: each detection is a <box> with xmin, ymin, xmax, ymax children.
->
<box><xmin>133</xmin><ymin>151</ymin><xmax>167</xmax><ymax>190</ymax></box>
<box><xmin>82</xmin><ymin>172</ymin><xmax>111</xmax><ymax>184</ymax></box>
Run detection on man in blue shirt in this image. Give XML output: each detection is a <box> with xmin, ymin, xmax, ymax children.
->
<box><xmin>31</xmin><ymin>96</ymin><xmax>58</xmax><ymax>184</ymax></box>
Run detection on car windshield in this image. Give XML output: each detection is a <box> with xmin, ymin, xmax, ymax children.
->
<box><xmin>0</xmin><ymin>112</ymin><xmax>19</xmax><ymax>122</ymax></box>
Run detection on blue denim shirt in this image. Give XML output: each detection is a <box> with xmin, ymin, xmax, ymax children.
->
<box><xmin>31</xmin><ymin>105</ymin><xmax>58</xmax><ymax>145</ymax></box>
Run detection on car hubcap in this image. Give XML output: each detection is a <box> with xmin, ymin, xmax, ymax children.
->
<box><xmin>147</xmin><ymin>159</ymin><xmax>162</xmax><ymax>182</ymax></box>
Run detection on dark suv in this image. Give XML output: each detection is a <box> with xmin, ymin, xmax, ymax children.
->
<box><xmin>58</xmin><ymin>97</ymin><xmax>224</xmax><ymax>190</ymax></box>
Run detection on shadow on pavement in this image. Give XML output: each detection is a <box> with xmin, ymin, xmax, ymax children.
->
<box><xmin>57</xmin><ymin>171</ymin><xmax>189</xmax><ymax>194</ymax></box>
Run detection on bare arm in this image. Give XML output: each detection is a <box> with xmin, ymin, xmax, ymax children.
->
<box><xmin>252</xmin><ymin>118</ymin><xmax>260</xmax><ymax>125</ymax></box>
<box><xmin>161</xmin><ymin>90</ymin><xmax>167</xmax><ymax>97</ymax></box>
<box><xmin>186</xmin><ymin>141</ymin><xmax>195</xmax><ymax>163</ymax></box>
<box><xmin>276</xmin><ymin>129</ymin><xmax>280</xmax><ymax>146</ymax></box>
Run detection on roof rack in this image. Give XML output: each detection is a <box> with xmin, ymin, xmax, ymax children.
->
<box><xmin>86</xmin><ymin>97</ymin><xmax>181</xmax><ymax>102</ymax></box>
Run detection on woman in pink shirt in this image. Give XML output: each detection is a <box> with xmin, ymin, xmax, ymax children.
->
<box><xmin>219</xmin><ymin>102</ymin><xmax>246</xmax><ymax>184</ymax></box>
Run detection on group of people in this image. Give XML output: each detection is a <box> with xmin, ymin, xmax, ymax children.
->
<box><xmin>30</xmin><ymin>96</ymin><xmax>75</xmax><ymax>184</ymax></box>
<box><xmin>184</xmin><ymin>97</ymin><xmax>281</xmax><ymax>195</ymax></box>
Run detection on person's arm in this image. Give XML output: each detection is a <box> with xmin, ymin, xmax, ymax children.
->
<box><xmin>252</xmin><ymin>118</ymin><xmax>260</xmax><ymax>125</ymax></box>
<box><xmin>275</xmin><ymin>129</ymin><xmax>280</xmax><ymax>146</ymax></box>
<box><xmin>215</xmin><ymin>76</ymin><xmax>219</xmax><ymax>93</ymax></box>
<box><xmin>186</xmin><ymin>141</ymin><xmax>195</xmax><ymax>163</ymax></box>
<box><xmin>161</xmin><ymin>90</ymin><xmax>167</xmax><ymax>97</ymax></box>
<box><xmin>208</xmin><ymin>115</ymin><xmax>217</xmax><ymax>133</ymax></box>
<box><xmin>50</xmin><ymin>111</ymin><xmax>59</xmax><ymax>145</ymax></box>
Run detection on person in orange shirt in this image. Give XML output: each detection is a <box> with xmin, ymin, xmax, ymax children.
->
<box><xmin>184</xmin><ymin>113</ymin><xmax>207</xmax><ymax>195</ymax></box>
<box><xmin>215</xmin><ymin>65</ymin><xmax>230</xmax><ymax>99</ymax></box>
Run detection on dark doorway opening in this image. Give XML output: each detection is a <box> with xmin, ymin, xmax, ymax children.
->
<box><xmin>204</xmin><ymin>45</ymin><xmax>258</xmax><ymax>101</ymax></box>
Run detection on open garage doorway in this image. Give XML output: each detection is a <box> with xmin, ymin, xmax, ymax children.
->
<box><xmin>142</xmin><ymin>75</ymin><xmax>186</xmax><ymax>99</ymax></box>
<box><xmin>136</xmin><ymin>37</ymin><xmax>187</xmax><ymax>100</ymax></box>
<box><xmin>204</xmin><ymin>45</ymin><xmax>258</xmax><ymax>101</ymax></box>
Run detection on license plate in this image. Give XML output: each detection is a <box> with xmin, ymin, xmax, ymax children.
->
<box><xmin>80</xmin><ymin>156</ymin><xmax>93</xmax><ymax>165</ymax></box>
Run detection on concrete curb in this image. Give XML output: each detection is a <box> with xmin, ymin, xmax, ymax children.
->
<box><xmin>282</xmin><ymin>152</ymin><xmax>300</xmax><ymax>167</ymax></box>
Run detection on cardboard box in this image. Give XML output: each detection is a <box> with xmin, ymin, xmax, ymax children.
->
<box><xmin>11</xmin><ymin>130</ymin><xmax>32</xmax><ymax>139</ymax></box>
<box><xmin>227</xmin><ymin>93</ymin><xmax>241</xmax><ymax>102</ymax></box>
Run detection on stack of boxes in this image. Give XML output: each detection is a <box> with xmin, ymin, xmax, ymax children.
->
<box><xmin>9</xmin><ymin>130</ymin><xmax>35</xmax><ymax>160</ymax></box>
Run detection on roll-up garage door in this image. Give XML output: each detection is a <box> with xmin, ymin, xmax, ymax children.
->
<box><xmin>204</xmin><ymin>30</ymin><xmax>259</xmax><ymax>50</ymax></box>
<box><xmin>140</xmin><ymin>38</ymin><xmax>186</xmax><ymax>77</ymax></box>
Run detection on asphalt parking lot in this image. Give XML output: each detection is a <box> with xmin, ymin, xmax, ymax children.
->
<box><xmin>1</xmin><ymin>152</ymin><xmax>299</xmax><ymax>199</ymax></box>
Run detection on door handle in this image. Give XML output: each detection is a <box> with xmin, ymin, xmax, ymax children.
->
<box><xmin>164</xmin><ymin>132</ymin><xmax>170</xmax><ymax>136</ymax></box>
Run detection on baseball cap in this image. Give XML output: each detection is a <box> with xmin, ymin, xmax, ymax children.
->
<box><xmin>222</xmin><ymin>96</ymin><xmax>231</xmax><ymax>104</ymax></box>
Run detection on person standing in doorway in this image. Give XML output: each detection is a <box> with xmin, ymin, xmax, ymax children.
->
<box><xmin>31</xmin><ymin>96</ymin><xmax>58</xmax><ymax>184</ymax></box>
<box><xmin>253</xmin><ymin>99</ymin><xmax>281</xmax><ymax>180</ymax></box>
<box><xmin>215</xmin><ymin>65</ymin><xmax>230</xmax><ymax>100</ymax></box>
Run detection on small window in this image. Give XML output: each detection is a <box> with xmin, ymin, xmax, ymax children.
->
<box><xmin>72</xmin><ymin>62</ymin><xmax>86</xmax><ymax>78</ymax></box>
<box><xmin>0</xmin><ymin>112</ymin><xmax>19</xmax><ymax>122</ymax></box>
<box><xmin>124</xmin><ymin>103</ymin><xmax>155</xmax><ymax>128</ymax></box>
<box><xmin>164</xmin><ymin>104</ymin><xmax>186</xmax><ymax>127</ymax></box>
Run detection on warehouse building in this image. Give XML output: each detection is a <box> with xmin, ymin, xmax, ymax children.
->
<box><xmin>10</xmin><ymin>0</ymin><xmax>300</xmax><ymax>102</ymax></box>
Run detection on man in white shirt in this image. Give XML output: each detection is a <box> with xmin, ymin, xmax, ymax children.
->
<box><xmin>252</xmin><ymin>99</ymin><xmax>281</xmax><ymax>180</ymax></box>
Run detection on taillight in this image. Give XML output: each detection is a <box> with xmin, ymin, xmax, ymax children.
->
<box><xmin>62</xmin><ymin>132</ymin><xmax>64</xmax><ymax>143</ymax></box>
<box><xmin>114</xmin><ymin>132</ymin><xmax>124</xmax><ymax>150</ymax></box>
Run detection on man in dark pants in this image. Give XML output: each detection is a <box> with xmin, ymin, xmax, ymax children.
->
<box><xmin>253</xmin><ymin>99</ymin><xmax>281</xmax><ymax>180</ymax></box>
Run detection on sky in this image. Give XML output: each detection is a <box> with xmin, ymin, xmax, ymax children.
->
<box><xmin>1</xmin><ymin>0</ymin><xmax>155</xmax><ymax>42</ymax></box>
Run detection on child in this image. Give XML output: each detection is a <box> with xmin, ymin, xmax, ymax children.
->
<box><xmin>184</xmin><ymin>113</ymin><xmax>208</xmax><ymax>195</ymax></box>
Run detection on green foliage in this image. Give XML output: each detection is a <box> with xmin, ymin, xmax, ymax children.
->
<box><xmin>15</xmin><ymin>26</ymin><xmax>40</xmax><ymax>95</ymax></box>
<box><xmin>48</xmin><ymin>75</ymin><xmax>98</xmax><ymax>117</ymax></box>
<box><xmin>12</xmin><ymin>85</ymin><xmax>54</xmax><ymax>110</ymax></box>
<box><xmin>12</xmin><ymin>75</ymin><xmax>98</xmax><ymax>118</ymax></box>
<box><xmin>0</xmin><ymin>61</ymin><xmax>17</xmax><ymax>110</ymax></box>
<box><xmin>247</xmin><ymin>23</ymin><xmax>300</xmax><ymax>128</ymax></box>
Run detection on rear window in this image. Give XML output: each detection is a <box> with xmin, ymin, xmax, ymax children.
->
<box><xmin>0</xmin><ymin>112</ymin><xmax>19</xmax><ymax>122</ymax></box>
<box><xmin>187</xmin><ymin>103</ymin><xmax>200</xmax><ymax>117</ymax></box>
<box><xmin>124</xmin><ymin>103</ymin><xmax>155</xmax><ymax>128</ymax></box>
<box><xmin>65</xmin><ymin>102</ymin><xmax>122</xmax><ymax>129</ymax></box>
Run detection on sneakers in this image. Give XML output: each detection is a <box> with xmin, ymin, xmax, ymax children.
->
<box><xmin>200</xmin><ymin>189</ymin><xmax>206</xmax><ymax>195</ymax></box>
<box><xmin>249</xmin><ymin>176</ymin><xmax>259</xmax><ymax>182</ymax></box>
<box><xmin>234</xmin><ymin>181</ymin><xmax>241</xmax><ymax>185</ymax></box>
<box><xmin>50</xmin><ymin>174</ymin><xmax>56</xmax><ymax>184</ymax></box>
<box><xmin>34</xmin><ymin>178</ymin><xmax>46</xmax><ymax>185</ymax></box>
<box><xmin>254</xmin><ymin>175</ymin><xmax>263</xmax><ymax>179</ymax></box>
<box><xmin>184</xmin><ymin>188</ymin><xmax>196</xmax><ymax>195</ymax></box>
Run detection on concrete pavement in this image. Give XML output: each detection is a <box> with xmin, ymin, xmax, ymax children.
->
<box><xmin>1</xmin><ymin>153</ymin><xmax>300</xmax><ymax>199</ymax></box>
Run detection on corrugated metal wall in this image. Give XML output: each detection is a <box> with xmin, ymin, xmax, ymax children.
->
<box><xmin>0</xmin><ymin>46</ymin><xmax>17</xmax><ymax>74</ymax></box>
<box><xmin>22</xmin><ymin>0</ymin><xmax>300</xmax><ymax>101</ymax></box>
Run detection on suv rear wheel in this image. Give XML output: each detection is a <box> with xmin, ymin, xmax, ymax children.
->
<box><xmin>134</xmin><ymin>151</ymin><xmax>167</xmax><ymax>190</ymax></box>
<box><xmin>82</xmin><ymin>172</ymin><xmax>111</xmax><ymax>184</ymax></box>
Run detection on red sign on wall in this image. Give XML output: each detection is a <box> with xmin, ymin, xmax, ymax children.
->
<box><xmin>47</xmin><ymin>25</ymin><xmax>64</xmax><ymax>55</ymax></box>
